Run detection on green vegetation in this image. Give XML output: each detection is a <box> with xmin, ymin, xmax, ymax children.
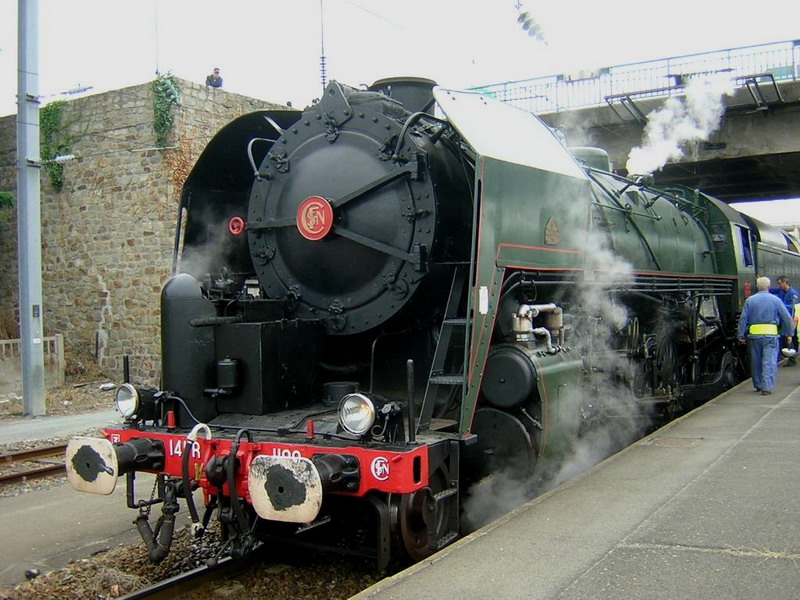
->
<box><xmin>153</xmin><ymin>73</ymin><xmax>180</xmax><ymax>147</ymax></box>
<box><xmin>0</xmin><ymin>191</ymin><xmax>13</xmax><ymax>209</ymax></box>
<box><xmin>40</xmin><ymin>100</ymin><xmax>72</xmax><ymax>190</ymax></box>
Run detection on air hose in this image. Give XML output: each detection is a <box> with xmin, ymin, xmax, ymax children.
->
<box><xmin>182</xmin><ymin>423</ymin><xmax>212</xmax><ymax>538</ymax></box>
<box><xmin>135</xmin><ymin>480</ymin><xmax>179</xmax><ymax>563</ymax></box>
<box><xmin>226</xmin><ymin>429</ymin><xmax>252</xmax><ymax>536</ymax></box>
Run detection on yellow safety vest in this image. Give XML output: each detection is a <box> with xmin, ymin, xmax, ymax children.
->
<box><xmin>749</xmin><ymin>324</ymin><xmax>778</xmax><ymax>335</ymax></box>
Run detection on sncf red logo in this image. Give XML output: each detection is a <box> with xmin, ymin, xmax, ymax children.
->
<box><xmin>370</xmin><ymin>456</ymin><xmax>390</xmax><ymax>481</ymax></box>
<box><xmin>297</xmin><ymin>196</ymin><xmax>333</xmax><ymax>241</ymax></box>
<box><xmin>228</xmin><ymin>216</ymin><xmax>245</xmax><ymax>235</ymax></box>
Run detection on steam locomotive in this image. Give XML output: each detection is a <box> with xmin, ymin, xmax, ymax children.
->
<box><xmin>66</xmin><ymin>78</ymin><xmax>800</xmax><ymax>569</ymax></box>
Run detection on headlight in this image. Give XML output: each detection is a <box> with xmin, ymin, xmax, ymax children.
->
<box><xmin>338</xmin><ymin>393</ymin><xmax>376</xmax><ymax>436</ymax></box>
<box><xmin>115</xmin><ymin>383</ymin><xmax>140</xmax><ymax>418</ymax></box>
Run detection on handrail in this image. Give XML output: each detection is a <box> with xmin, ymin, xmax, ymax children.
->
<box><xmin>471</xmin><ymin>40</ymin><xmax>800</xmax><ymax>114</ymax></box>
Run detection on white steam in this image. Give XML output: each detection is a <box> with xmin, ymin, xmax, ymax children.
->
<box><xmin>461</xmin><ymin>468</ymin><xmax>535</xmax><ymax>531</ymax></box>
<box><xmin>462</xmin><ymin>182</ymin><xmax>654</xmax><ymax>531</ymax></box>
<box><xmin>177</xmin><ymin>205</ymin><xmax>244</xmax><ymax>281</ymax></box>
<box><xmin>626</xmin><ymin>74</ymin><xmax>735</xmax><ymax>175</ymax></box>
<box><xmin>538</xmin><ymin>224</ymin><xmax>647</xmax><ymax>492</ymax></box>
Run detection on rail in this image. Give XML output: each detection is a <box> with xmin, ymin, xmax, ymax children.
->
<box><xmin>471</xmin><ymin>40</ymin><xmax>800</xmax><ymax>114</ymax></box>
<box><xmin>117</xmin><ymin>557</ymin><xmax>237</xmax><ymax>600</ymax></box>
<box><xmin>0</xmin><ymin>444</ymin><xmax>67</xmax><ymax>486</ymax></box>
<box><xmin>117</xmin><ymin>551</ymin><xmax>268</xmax><ymax>600</ymax></box>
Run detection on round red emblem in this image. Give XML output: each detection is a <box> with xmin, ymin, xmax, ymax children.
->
<box><xmin>228</xmin><ymin>216</ymin><xmax>245</xmax><ymax>236</ymax></box>
<box><xmin>297</xmin><ymin>196</ymin><xmax>333</xmax><ymax>241</ymax></box>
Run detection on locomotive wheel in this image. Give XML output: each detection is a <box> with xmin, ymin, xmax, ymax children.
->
<box><xmin>388</xmin><ymin>466</ymin><xmax>451</xmax><ymax>562</ymax></box>
<box><xmin>655</xmin><ymin>336</ymin><xmax>679</xmax><ymax>389</ymax></box>
<box><xmin>461</xmin><ymin>407</ymin><xmax>537</xmax><ymax>485</ymax></box>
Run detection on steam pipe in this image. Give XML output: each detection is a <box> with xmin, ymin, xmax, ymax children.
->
<box><xmin>532</xmin><ymin>327</ymin><xmax>556</xmax><ymax>353</ymax></box>
<box><xmin>517</xmin><ymin>303</ymin><xmax>558</xmax><ymax>319</ymax></box>
<box><xmin>247</xmin><ymin>137</ymin><xmax>278</xmax><ymax>179</ymax></box>
<box><xmin>189</xmin><ymin>315</ymin><xmax>242</xmax><ymax>327</ymax></box>
<box><xmin>392</xmin><ymin>111</ymin><xmax>450</xmax><ymax>160</ymax></box>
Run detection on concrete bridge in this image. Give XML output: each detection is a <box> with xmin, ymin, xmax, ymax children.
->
<box><xmin>476</xmin><ymin>40</ymin><xmax>800</xmax><ymax>203</ymax></box>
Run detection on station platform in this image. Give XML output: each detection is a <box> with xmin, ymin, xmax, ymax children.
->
<box><xmin>0</xmin><ymin>409</ymin><xmax>120</xmax><ymax>444</ymax></box>
<box><xmin>0</xmin><ymin>408</ymin><xmax>195</xmax><ymax>588</ymax></box>
<box><xmin>354</xmin><ymin>372</ymin><xmax>800</xmax><ymax>600</ymax></box>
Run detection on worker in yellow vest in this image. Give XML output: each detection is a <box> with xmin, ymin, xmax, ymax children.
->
<box><xmin>738</xmin><ymin>277</ymin><xmax>794</xmax><ymax>394</ymax></box>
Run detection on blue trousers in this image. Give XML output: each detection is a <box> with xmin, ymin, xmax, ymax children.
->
<box><xmin>749</xmin><ymin>335</ymin><xmax>779</xmax><ymax>391</ymax></box>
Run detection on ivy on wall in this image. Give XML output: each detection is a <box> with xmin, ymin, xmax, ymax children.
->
<box><xmin>40</xmin><ymin>100</ymin><xmax>72</xmax><ymax>190</ymax></box>
<box><xmin>0</xmin><ymin>191</ymin><xmax>13</xmax><ymax>224</ymax></box>
<box><xmin>153</xmin><ymin>73</ymin><xmax>180</xmax><ymax>147</ymax></box>
<box><xmin>0</xmin><ymin>191</ymin><xmax>13</xmax><ymax>209</ymax></box>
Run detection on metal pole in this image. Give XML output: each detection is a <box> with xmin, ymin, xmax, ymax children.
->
<box><xmin>17</xmin><ymin>0</ymin><xmax>46</xmax><ymax>416</ymax></box>
<box><xmin>319</xmin><ymin>0</ymin><xmax>327</xmax><ymax>91</ymax></box>
<box><xmin>406</xmin><ymin>360</ymin><xmax>416</xmax><ymax>443</ymax></box>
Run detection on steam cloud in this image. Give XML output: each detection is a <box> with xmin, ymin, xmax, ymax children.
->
<box><xmin>177</xmin><ymin>205</ymin><xmax>243</xmax><ymax>282</ymax></box>
<box><xmin>537</xmin><ymin>227</ymin><xmax>647</xmax><ymax>493</ymax></box>
<box><xmin>626</xmin><ymin>74</ymin><xmax>735</xmax><ymax>175</ymax></box>
<box><xmin>462</xmin><ymin>178</ymin><xmax>653</xmax><ymax>531</ymax></box>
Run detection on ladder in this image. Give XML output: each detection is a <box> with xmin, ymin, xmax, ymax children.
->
<box><xmin>417</xmin><ymin>265</ymin><xmax>469</xmax><ymax>433</ymax></box>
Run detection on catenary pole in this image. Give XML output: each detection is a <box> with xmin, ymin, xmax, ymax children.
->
<box><xmin>17</xmin><ymin>0</ymin><xmax>46</xmax><ymax>416</ymax></box>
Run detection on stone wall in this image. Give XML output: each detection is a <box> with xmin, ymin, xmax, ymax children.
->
<box><xmin>0</xmin><ymin>78</ymin><xmax>288</xmax><ymax>384</ymax></box>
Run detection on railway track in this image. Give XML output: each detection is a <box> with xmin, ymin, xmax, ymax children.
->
<box><xmin>116</xmin><ymin>555</ymin><xmax>245</xmax><ymax>600</ymax></box>
<box><xmin>114</xmin><ymin>548</ymin><xmax>384</xmax><ymax>600</ymax></box>
<box><xmin>0</xmin><ymin>443</ymin><xmax>67</xmax><ymax>486</ymax></box>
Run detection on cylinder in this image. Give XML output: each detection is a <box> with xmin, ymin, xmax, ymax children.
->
<box><xmin>545</xmin><ymin>308</ymin><xmax>563</xmax><ymax>330</ymax></box>
<box><xmin>481</xmin><ymin>345</ymin><xmax>538</xmax><ymax>408</ymax></box>
<box><xmin>216</xmin><ymin>357</ymin><xmax>240</xmax><ymax>392</ymax></box>
<box><xmin>161</xmin><ymin>273</ymin><xmax>216</xmax><ymax>423</ymax></box>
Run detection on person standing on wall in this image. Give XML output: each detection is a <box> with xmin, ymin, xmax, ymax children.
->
<box><xmin>206</xmin><ymin>67</ymin><xmax>223</xmax><ymax>88</ymax></box>
<box><xmin>775</xmin><ymin>275</ymin><xmax>799</xmax><ymax>366</ymax></box>
<box><xmin>737</xmin><ymin>276</ymin><xmax>794</xmax><ymax>395</ymax></box>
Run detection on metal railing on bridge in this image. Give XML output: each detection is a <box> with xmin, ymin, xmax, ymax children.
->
<box><xmin>471</xmin><ymin>40</ymin><xmax>800</xmax><ymax>115</ymax></box>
